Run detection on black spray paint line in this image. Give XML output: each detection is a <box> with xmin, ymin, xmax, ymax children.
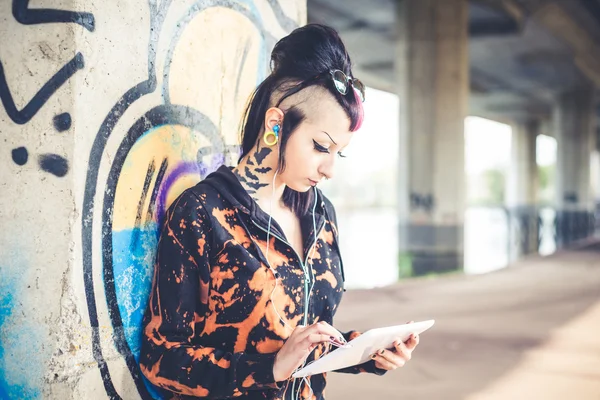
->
<box><xmin>82</xmin><ymin>82</ymin><xmax>155</xmax><ymax>400</ymax></box>
<box><xmin>79</xmin><ymin>0</ymin><xmax>170</xmax><ymax>392</ymax></box>
<box><xmin>39</xmin><ymin>153</ymin><xmax>69</xmax><ymax>177</ymax></box>
<box><xmin>81</xmin><ymin>0</ymin><xmax>287</xmax><ymax>396</ymax></box>
<box><xmin>130</xmin><ymin>160</ymin><xmax>157</xmax><ymax>252</ymax></box>
<box><xmin>12</xmin><ymin>0</ymin><xmax>96</xmax><ymax>32</ymax></box>
<box><xmin>0</xmin><ymin>52</ymin><xmax>84</xmax><ymax>125</ymax></box>
<box><xmin>146</xmin><ymin>158</ymin><xmax>169</xmax><ymax>223</ymax></box>
<box><xmin>100</xmin><ymin>106</ymin><xmax>222</xmax><ymax>399</ymax></box>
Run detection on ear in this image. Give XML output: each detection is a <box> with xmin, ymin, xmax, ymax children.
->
<box><xmin>264</xmin><ymin>107</ymin><xmax>284</xmax><ymax>132</ymax></box>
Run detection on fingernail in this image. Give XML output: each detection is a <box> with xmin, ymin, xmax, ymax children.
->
<box><xmin>329</xmin><ymin>337</ymin><xmax>342</xmax><ymax>346</ymax></box>
<box><xmin>371</xmin><ymin>354</ymin><xmax>377</xmax><ymax>359</ymax></box>
<box><xmin>378</xmin><ymin>349</ymin><xmax>385</xmax><ymax>355</ymax></box>
<box><xmin>338</xmin><ymin>336</ymin><xmax>345</xmax><ymax>343</ymax></box>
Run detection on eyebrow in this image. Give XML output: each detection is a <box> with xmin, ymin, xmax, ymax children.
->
<box><xmin>322</xmin><ymin>131</ymin><xmax>337</xmax><ymax>145</ymax></box>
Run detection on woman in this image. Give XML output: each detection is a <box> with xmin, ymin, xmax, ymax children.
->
<box><xmin>140</xmin><ymin>24</ymin><xmax>419</xmax><ymax>400</ymax></box>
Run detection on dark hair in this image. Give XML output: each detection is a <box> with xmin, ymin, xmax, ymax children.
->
<box><xmin>238</xmin><ymin>24</ymin><xmax>364</xmax><ymax>216</ymax></box>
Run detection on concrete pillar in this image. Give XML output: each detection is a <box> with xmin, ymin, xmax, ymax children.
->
<box><xmin>506</xmin><ymin>120</ymin><xmax>539</xmax><ymax>259</ymax></box>
<box><xmin>554</xmin><ymin>87</ymin><xmax>596</xmax><ymax>246</ymax></box>
<box><xmin>0</xmin><ymin>1</ymin><xmax>304</xmax><ymax>398</ymax></box>
<box><xmin>396</xmin><ymin>0</ymin><xmax>469</xmax><ymax>275</ymax></box>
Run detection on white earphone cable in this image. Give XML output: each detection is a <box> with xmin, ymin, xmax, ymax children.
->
<box><xmin>263</xmin><ymin>168</ymin><xmax>324</xmax><ymax>400</ymax></box>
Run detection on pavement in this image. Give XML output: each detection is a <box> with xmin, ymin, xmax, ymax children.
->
<box><xmin>326</xmin><ymin>241</ymin><xmax>600</xmax><ymax>400</ymax></box>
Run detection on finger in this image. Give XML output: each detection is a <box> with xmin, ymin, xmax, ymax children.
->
<box><xmin>316</xmin><ymin>321</ymin><xmax>346</xmax><ymax>342</ymax></box>
<box><xmin>378</xmin><ymin>348</ymin><xmax>408</xmax><ymax>365</ymax></box>
<box><xmin>371</xmin><ymin>353</ymin><xmax>402</xmax><ymax>370</ymax></box>
<box><xmin>290</xmin><ymin>324</ymin><xmax>309</xmax><ymax>337</ymax></box>
<box><xmin>304</xmin><ymin>333</ymin><xmax>333</xmax><ymax>346</ymax></box>
<box><xmin>393</xmin><ymin>341</ymin><xmax>412</xmax><ymax>361</ymax></box>
<box><xmin>404</xmin><ymin>334</ymin><xmax>419</xmax><ymax>349</ymax></box>
<box><xmin>308</xmin><ymin>321</ymin><xmax>345</xmax><ymax>342</ymax></box>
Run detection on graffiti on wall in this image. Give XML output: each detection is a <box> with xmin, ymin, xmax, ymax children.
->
<box><xmin>1</xmin><ymin>0</ymin><xmax>298</xmax><ymax>398</ymax></box>
<box><xmin>410</xmin><ymin>192</ymin><xmax>435</xmax><ymax>213</ymax></box>
<box><xmin>79</xmin><ymin>1</ymin><xmax>298</xmax><ymax>399</ymax></box>
<box><xmin>0</xmin><ymin>1</ymin><xmax>97</xmax><ymax>397</ymax></box>
<box><xmin>2</xmin><ymin>1</ymin><xmax>92</xmax><ymax>177</ymax></box>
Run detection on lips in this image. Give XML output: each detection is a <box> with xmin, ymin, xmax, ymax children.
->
<box><xmin>308</xmin><ymin>179</ymin><xmax>319</xmax><ymax>186</ymax></box>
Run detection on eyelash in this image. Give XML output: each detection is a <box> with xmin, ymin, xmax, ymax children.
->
<box><xmin>313</xmin><ymin>140</ymin><xmax>346</xmax><ymax>158</ymax></box>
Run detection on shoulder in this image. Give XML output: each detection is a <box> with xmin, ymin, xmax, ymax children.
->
<box><xmin>184</xmin><ymin>180</ymin><xmax>223</xmax><ymax>208</ymax></box>
<box><xmin>165</xmin><ymin>181</ymin><xmax>222</xmax><ymax>223</ymax></box>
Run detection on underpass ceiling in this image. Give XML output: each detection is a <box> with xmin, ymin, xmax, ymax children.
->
<box><xmin>307</xmin><ymin>0</ymin><xmax>600</xmax><ymax>126</ymax></box>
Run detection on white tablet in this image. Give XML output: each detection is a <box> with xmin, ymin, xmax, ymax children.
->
<box><xmin>292</xmin><ymin>319</ymin><xmax>435</xmax><ymax>378</ymax></box>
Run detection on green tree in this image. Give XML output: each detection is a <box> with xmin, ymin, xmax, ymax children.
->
<box><xmin>538</xmin><ymin>164</ymin><xmax>556</xmax><ymax>205</ymax></box>
<box><xmin>483</xmin><ymin>168</ymin><xmax>505</xmax><ymax>204</ymax></box>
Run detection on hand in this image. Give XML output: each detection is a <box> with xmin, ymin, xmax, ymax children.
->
<box><xmin>273</xmin><ymin>321</ymin><xmax>343</xmax><ymax>382</ymax></box>
<box><xmin>371</xmin><ymin>322</ymin><xmax>420</xmax><ymax>371</ymax></box>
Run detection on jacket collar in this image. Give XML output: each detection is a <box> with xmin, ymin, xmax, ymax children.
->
<box><xmin>202</xmin><ymin>165</ymin><xmax>326</xmax><ymax>244</ymax></box>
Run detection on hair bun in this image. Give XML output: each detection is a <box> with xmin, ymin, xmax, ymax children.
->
<box><xmin>270</xmin><ymin>24</ymin><xmax>349</xmax><ymax>77</ymax></box>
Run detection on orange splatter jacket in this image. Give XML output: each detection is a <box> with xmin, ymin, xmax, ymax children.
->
<box><xmin>140</xmin><ymin>166</ymin><xmax>384</xmax><ymax>399</ymax></box>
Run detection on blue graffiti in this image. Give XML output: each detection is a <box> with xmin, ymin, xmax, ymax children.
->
<box><xmin>112</xmin><ymin>226</ymin><xmax>159</xmax><ymax>358</ymax></box>
<box><xmin>0</xmin><ymin>265</ymin><xmax>43</xmax><ymax>399</ymax></box>
<box><xmin>0</xmin><ymin>288</ymin><xmax>16</xmax><ymax>399</ymax></box>
<box><xmin>112</xmin><ymin>226</ymin><xmax>162</xmax><ymax>398</ymax></box>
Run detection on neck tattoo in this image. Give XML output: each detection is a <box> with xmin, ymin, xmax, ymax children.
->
<box><xmin>234</xmin><ymin>145</ymin><xmax>275</xmax><ymax>202</ymax></box>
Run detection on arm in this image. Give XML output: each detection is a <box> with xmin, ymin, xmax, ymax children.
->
<box><xmin>139</xmin><ymin>190</ymin><xmax>281</xmax><ymax>398</ymax></box>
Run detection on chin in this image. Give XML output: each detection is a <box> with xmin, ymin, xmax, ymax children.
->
<box><xmin>286</xmin><ymin>181</ymin><xmax>312</xmax><ymax>193</ymax></box>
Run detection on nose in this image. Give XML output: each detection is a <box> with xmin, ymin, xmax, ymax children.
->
<box><xmin>318</xmin><ymin>155</ymin><xmax>336</xmax><ymax>181</ymax></box>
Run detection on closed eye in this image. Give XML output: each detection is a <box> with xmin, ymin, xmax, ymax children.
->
<box><xmin>313</xmin><ymin>139</ymin><xmax>329</xmax><ymax>153</ymax></box>
<box><xmin>314</xmin><ymin>140</ymin><xmax>347</xmax><ymax>158</ymax></box>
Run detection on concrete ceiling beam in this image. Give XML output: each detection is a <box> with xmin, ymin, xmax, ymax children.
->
<box><xmin>533</xmin><ymin>2</ymin><xmax>600</xmax><ymax>87</ymax></box>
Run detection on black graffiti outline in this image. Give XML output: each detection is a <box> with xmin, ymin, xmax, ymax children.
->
<box><xmin>102</xmin><ymin>105</ymin><xmax>224</xmax><ymax>399</ymax></box>
<box><xmin>0</xmin><ymin>53</ymin><xmax>84</xmax><ymax>125</ymax></box>
<box><xmin>82</xmin><ymin>86</ymin><xmax>152</xmax><ymax>400</ymax></box>
<box><xmin>12</xmin><ymin>0</ymin><xmax>96</xmax><ymax>32</ymax></box>
<box><xmin>81</xmin><ymin>1</ymin><xmax>294</xmax><ymax>398</ymax></box>
<box><xmin>81</xmin><ymin>0</ymin><xmax>173</xmax><ymax>396</ymax></box>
